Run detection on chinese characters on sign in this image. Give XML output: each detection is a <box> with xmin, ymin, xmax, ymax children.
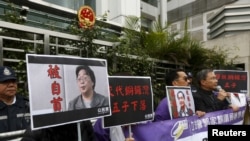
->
<box><xmin>47</xmin><ymin>65</ymin><xmax>63</xmax><ymax>112</ymax></box>
<box><xmin>26</xmin><ymin>54</ymin><xmax>110</xmax><ymax>130</ymax></box>
<box><xmin>214</xmin><ymin>70</ymin><xmax>248</xmax><ymax>93</ymax></box>
<box><xmin>104</xmin><ymin>76</ymin><xmax>154</xmax><ymax>127</ymax></box>
<box><xmin>110</xmin><ymin>84</ymin><xmax>149</xmax><ymax>113</ymax></box>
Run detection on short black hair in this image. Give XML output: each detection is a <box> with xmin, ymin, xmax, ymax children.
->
<box><xmin>177</xmin><ymin>91</ymin><xmax>185</xmax><ymax>99</ymax></box>
<box><xmin>75</xmin><ymin>65</ymin><xmax>96</xmax><ymax>89</ymax></box>
<box><xmin>165</xmin><ymin>68</ymin><xmax>185</xmax><ymax>86</ymax></box>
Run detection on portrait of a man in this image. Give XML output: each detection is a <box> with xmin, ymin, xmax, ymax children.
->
<box><xmin>176</xmin><ymin>91</ymin><xmax>194</xmax><ymax>117</ymax></box>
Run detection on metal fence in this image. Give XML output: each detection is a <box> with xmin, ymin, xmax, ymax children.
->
<box><xmin>0</xmin><ymin>20</ymin><xmax>185</xmax><ymax>139</ymax></box>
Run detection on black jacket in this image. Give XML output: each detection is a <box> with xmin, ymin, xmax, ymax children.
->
<box><xmin>193</xmin><ymin>88</ymin><xmax>230</xmax><ymax>113</ymax></box>
<box><xmin>21</xmin><ymin>121</ymin><xmax>95</xmax><ymax>141</ymax></box>
<box><xmin>0</xmin><ymin>94</ymin><xmax>30</xmax><ymax>133</ymax></box>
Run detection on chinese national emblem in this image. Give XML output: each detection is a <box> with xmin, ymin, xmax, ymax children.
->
<box><xmin>78</xmin><ymin>6</ymin><xmax>95</xmax><ymax>28</ymax></box>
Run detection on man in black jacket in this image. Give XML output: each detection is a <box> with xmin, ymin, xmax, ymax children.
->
<box><xmin>193</xmin><ymin>69</ymin><xmax>239</xmax><ymax>114</ymax></box>
<box><xmin>0</xmin><ymin>66</ymin><xmax>30</xmax><ymax>133</ymax></box>
<box><xmin>21</xmin><ymin>121</ymin><xmax>95</xmax><ymax>141</ymax></box>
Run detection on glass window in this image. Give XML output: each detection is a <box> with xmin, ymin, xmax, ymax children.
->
<box><xmin>43</xmin><ymin>0</ymin><xmax>95</xmax><ymax>11</ymax></box>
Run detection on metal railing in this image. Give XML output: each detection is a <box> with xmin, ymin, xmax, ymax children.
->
<box><xmin>0</xmin><ymin>130</ymin><xmax>25</xmax><ymax>141</ymax></box>
<box><xmin>0</xmin><ymin>20</ymin><xmax>185</xmax><ymax>139</ymax></box>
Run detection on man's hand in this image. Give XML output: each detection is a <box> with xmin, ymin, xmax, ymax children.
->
<box><xmin>229</xmin><ymin>104</ymin><xmax>239</xmax><ymax>112</ymax></box>
<box><xmin>217</xmin><ymin>89</ymin><xmax>230</xmax><ymax>101</ymax></box>
<box><xmin>125</xmin><ymin>137</ymin><xmax>135</xmax><ymax>141</ymax></box>
<box><xmin>195</xmin><ymin>110</ymin><xmax>206</xmax><ymax>117</ymax></box>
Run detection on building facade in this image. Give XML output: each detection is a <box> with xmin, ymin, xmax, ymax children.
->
<box><xmin>1</xmin><ymin>0</ymin><xmax>250</xmax><ymax>83</ymax></box>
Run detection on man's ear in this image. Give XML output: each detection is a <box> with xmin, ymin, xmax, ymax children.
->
<box><xmin>172</xmin><ymin>80</ymin><xmax>177</xmax><ymax>86</ymax></box>
<box><xmin>200</xmin><ymin>80</ymin><xmax>206</xmax><ymax>86</ymax></box>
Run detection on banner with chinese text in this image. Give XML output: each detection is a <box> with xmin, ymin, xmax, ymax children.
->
<box><xmin>129</xmin><ymin>106</ymin><xmax>246</xmax><ymax>141</ymax></box>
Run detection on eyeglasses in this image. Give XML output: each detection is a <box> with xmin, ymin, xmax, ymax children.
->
<box><xmin>184</xmin><ymin>77</ymin><xmax>189</xmax><ymax>81</ymax></box>
<box><xmin>77</xmin><ymin>76</ymin><xmax>90</xmax><ymax>82</ymax></box>
<box><xmin>175</xmin><ymin>76</ymin><xmax>188</xmax><ymax>82</ymax></box>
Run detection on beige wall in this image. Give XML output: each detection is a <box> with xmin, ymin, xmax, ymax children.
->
<box><xmin>204</xmin><ymin>31</ymin><xmax>250</xmax><ymax>96</ymax></box>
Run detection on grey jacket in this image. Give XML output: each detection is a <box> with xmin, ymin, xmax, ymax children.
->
<box><xmin>68</xmin><ymin>92</ymin><xmax>109</xmax><ymax>110</ymax></box>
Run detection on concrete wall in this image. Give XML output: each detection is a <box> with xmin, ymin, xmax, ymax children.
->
<box><xmin>107</xmin><ymin>0</ymin><xmax>140</xmax><ymax>25</ymax></box>
<box><xmin>204</xmin><ymin>31</ymin><xmax>250</xmax><ymax>96</ymax></box>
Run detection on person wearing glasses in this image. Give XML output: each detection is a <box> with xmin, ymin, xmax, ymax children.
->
<box><xmin>0</xmin><ymin>66</ymin><xmax>30</xmax><ymax>134</ymax></box>
<box><xmin>193</xmin><ymin>69</ymin><xmax>239</xmax><ymax>114</ymax></box>
<box><xmin>154</xmin><ymin>69</ymin><xmax>192</xmax><ymax>121</ymax></box>
<box><xmin>153</xmin><ymin>69</ymin><xmax>206</xmax><ymax>121</ymax></box>
<box><xmin>68</xmin><ymin>65</ymin><xmax>109</xmax><ymax>110</ymax></box>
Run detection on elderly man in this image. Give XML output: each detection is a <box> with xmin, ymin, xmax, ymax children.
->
<box><xmin>0</xmin><ymin>66</ymin><xmax>30</xmax><ymax>133</ymax></box>
<box><xmin>193</xmin><ymin>69</ymin><xmax>239</xmax><ymax>113</ymax></box>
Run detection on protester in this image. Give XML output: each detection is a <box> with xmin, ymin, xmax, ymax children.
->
<box><xmin>0</xmin><ymin>66</ymin><xmax>30</xmax><ymax>133</ymax></box>
<box><xmin>193</xmin><ymin>69</ymin><xmax>239</xmax><ymax>113</ymax></box>
<box><xmin>21</xmin><ymin>121</ymin><xmax>95</xmax><ymax>141</ymax></box>
<box><xmin>94</xmin><ymin>118</ymin><xmax>134</xmax><ymax>141</ymax></box>
<box><xmin>176</xmin><ymin>90</ymin><xmax>194</xmax><ymax>117</ymax></box>
<box><xmin>154</xmin><ymin>68</ymin><xmax>206</xmax><ymax>121</ymax></box>
<box><xmin>153</xmin><ymin>69</ymin><xmax>191</xmax><ymax>121</ymax></box>
<box><xmin>68</xmin><ymin>65</ymin><xmax>109</xmax><ymax>110</ymax></box>
<box><xmin>94</xmin><ymin>71</ymin><xmax>135</xmax><ymax>141</ymax></box>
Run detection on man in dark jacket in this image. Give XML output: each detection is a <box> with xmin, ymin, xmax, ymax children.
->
<box><xmin>0</xmin><ymin>66</ymin><xmax>30</xmax><ymax>133</ymax></box>
<box><xmin>193</xmin><ymin>69</ymin><xmax>239</xmax><ymax>113</ymax></box>
<box><xmin>21</xmin><ymin>121</ymin><xmax>95</xmax><ymax>141</ymax></box>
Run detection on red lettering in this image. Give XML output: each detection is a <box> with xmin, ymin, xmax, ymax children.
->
<box><xmin>139</xmin><ymin>100</ymin><xmax>146</xmax><ymax>111</ymax></box>
<box><xmin>51</xmin><ymin>81</ymin><xmax>61</xmax><ymax>95</ymax></box>
<box><xmin>112</xmin><ymin>102</ymin><xmax>120</xmax><ymax>113</ymax></box>
<box><xmin>125</xmin><ymin>86</ymin><xmax>134</xmax><ymax>96</ymax></box>
<box><xmin>122</xmin><ymin>101</ymin><xmax>129</xmax><ymax>112</ymax></box>
<box><xmin>50</xmin><ymin>97</ymin><xmax>63</xmax><ymax>112</ymax></box>
<box><xmin>131</xmin><ymin>101</ymin><xmax>138</xmax><ymax>111</ymax></box>
<box><xmin>47</xmin><ymin>64</ymin><xmax>62</xmax><ymax>79</ymax></box>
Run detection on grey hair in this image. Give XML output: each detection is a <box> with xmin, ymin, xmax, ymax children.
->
<box><xmin>196</xmin><ymin>69</ymin><xmax>214</xmax><ymax>87</ymax></box>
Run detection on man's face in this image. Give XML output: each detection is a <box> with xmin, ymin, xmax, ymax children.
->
<box><xmin>177</xmin><ymin>92</ymin><xmax>185</xmax><ymax>107</ymax></box>
<box><xmin>77</xmin><ymin>69</ymin><xmax>94</xmax><ymax>95</ymax></box>
<box><xmin>173</xmin><ymin>71</ymin><xmax>190</xmax><ymax>86</ymax></box>
<box><xmin>201</xmin><ymin>71</ymin><xmax>218</xmax><ymax>91</ymax></box>
<box><xmin>0</xmin><ymin>80</ymin><xmax>17</xmax><ymax>98</ymax></box>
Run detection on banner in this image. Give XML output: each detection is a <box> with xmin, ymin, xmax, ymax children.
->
<box><xmin>129</xmin><ymin>107</ymin><xmax>246</xmax><ymax>141</ymax></box>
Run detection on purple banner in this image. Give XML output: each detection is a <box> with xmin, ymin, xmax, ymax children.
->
<box><xmin>128</xmin><ymin>107</ymin><xmax>246</xmax><ymax>141</ymax></box>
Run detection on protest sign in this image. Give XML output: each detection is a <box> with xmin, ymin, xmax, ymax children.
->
<box><xmin>26</xmin><ymin>54</ymin><xmax>111</xmax><ymax>130</ymax></box>
<box><xmin>166</xmin><ymin>86</ymin><xmax>195</xmax><ymax>119</ymax></box>
<box><xmin>214</xmin><ymin>70</ymin><xmax>248</xmax><ymax>93</ymax></box>
<box><xmin>104</xmin><ymin>76</ymin><xmax>154</xmax><ymax>128</ymax></box>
